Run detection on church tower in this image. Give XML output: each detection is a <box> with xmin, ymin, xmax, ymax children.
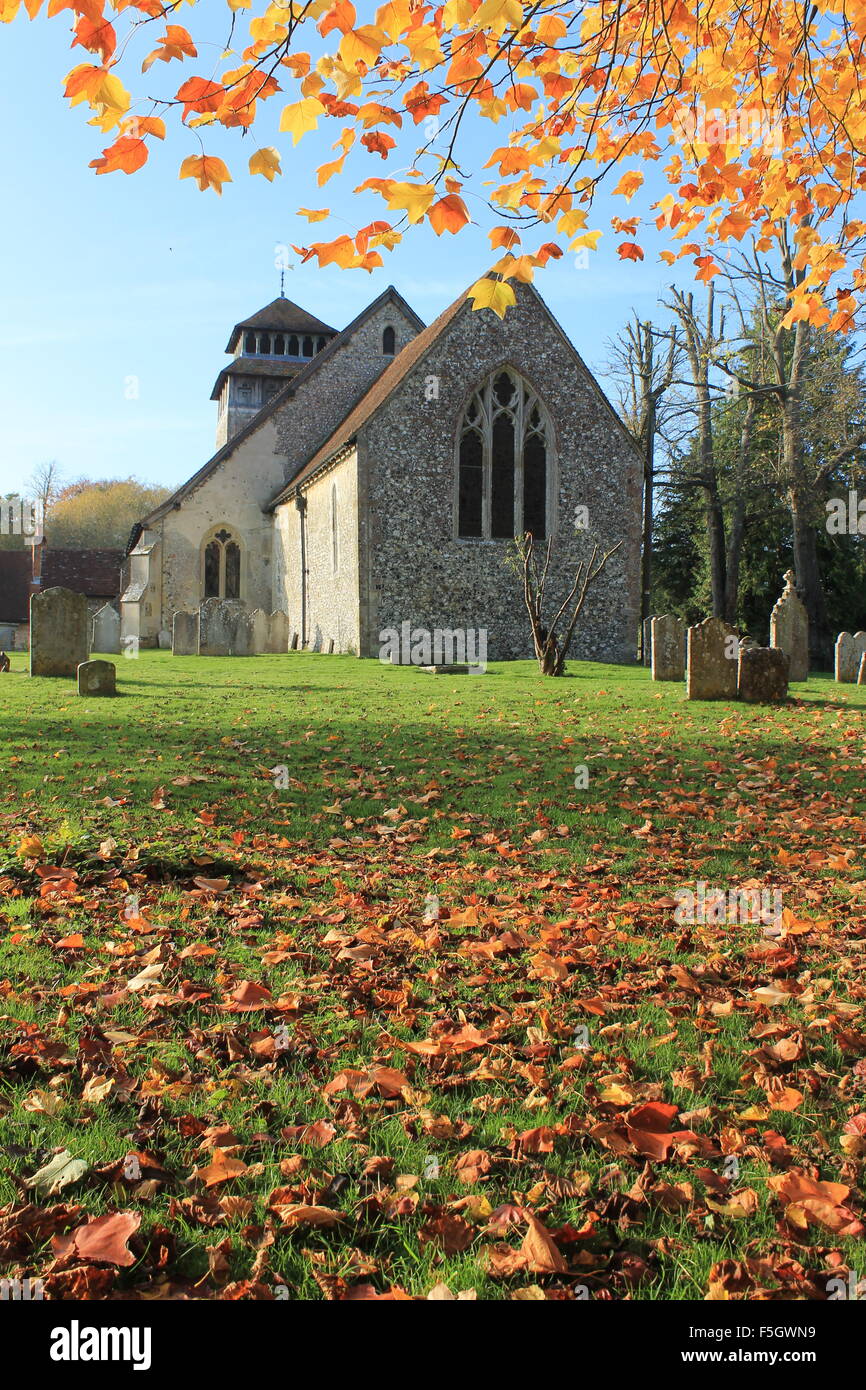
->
<box><xmin>211</xmin><ymin>296</ymin><xmax>337</xmax><ymax>447</ymax></box>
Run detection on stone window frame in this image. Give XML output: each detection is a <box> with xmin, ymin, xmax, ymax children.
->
<box><xmin>200</xmin><ymin>525</ymin><xmax>244</xmax><ymax>602</ymax></box>
<box><xmin>452</xmin><ymin>364</ymin><xmax>557</xmax><ymax>542</ymax></box>
<box><xmin>382</xmin><ymin>325</ymin><xmax>396</xmax><ymax>355</ymax></box>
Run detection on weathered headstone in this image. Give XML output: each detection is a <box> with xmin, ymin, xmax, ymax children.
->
<box><xmin>642</xmin><ymin>616</ymin><xmax>654</xmax><ymax>667</ymax></box>
<box><xmin>651</xmin><ymin>614</ymin><xmax>685</xmax><ymax>682</ymax></box>
<box><xmin>30</xmin><ymin>586</ymin><xmax>88</xmax><ymax>677</ymax></box>
<box><xmin>835</xmin><ymin>631</ymin><xmax>858</xmax><ymax>683</ymax></box>
<box><xmin>770</xmin><ymin>569</ymin><xmax>808</xmax><ymax>681</ymax></box>
<box><xmin>172</xmin><ymin>611</ymin><xmax>198</xmax><ymax>656</ymax></box>
<box><xmin>157</xmin><ymin>629</ymin><xmax>172</xmax><ymax>650</ymax></box>
<box><xmin>738</xmin><ymin>646</ymin><xmax>789</xmax><ymax>703</ymax></box>
<box><xmin>858</xmin><ymin>652</ymin><xmax>866</xmax><ymax>686</ymax></box>
<box><xmin>686</xmin><ymin>617</ymin><xmax>739</xmax><ymax>701</ymax></box>
<box><xmin>198</xmin><ymin>599</ymin><xmax>254</xmax><ymax>657</ymax></box>
<box><xmin>250</xmin><ymin>609</ymin><xmax>268</xmax><ymax>655</ymax></box>
<box><xmin>854</xmin><ymin>631</ymin><xmax>866</xmax><ymax>674</ymax></box>
<box><xmin>266</xmin><ymin>611</ymin><xmax>289</xmax><ymax>654</ymax></box>
<box><xmin>77</xmin><ymin>659</ymin><xmax>116</xmax><ymax>697</ymax></box>
<box><xmin>91</xmin><ymin>604</ymin><xmax>120</xmax><ymax>654</ymax></box>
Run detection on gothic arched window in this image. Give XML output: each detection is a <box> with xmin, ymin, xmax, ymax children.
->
<box><xmin>302</xmin><ymin>336</ymin><xmax>313</xmax><ymax>357</ymax></box>
<box><xmin>203</xmin><ymin>528</ymin><xmax>242</xmax><ymax>600</ymax></box>
<box><xmin>457</xmin><ymin>369</ymin><xmax>553</xmax><ymax>540</ymax></box>
<box><xmin>273</xmin><ymin>334</ymin><xmax>285</xmax><ymax>355</ymax></box>
<box><xmin>288</xmin><ymin>335</ymin><xmax>299</xmax><ymax>356</ymax></box>
<box><xmin>244</xmin><ymin>332</ymin><xmax>256</xmax><ymax>354</ymax></box>
<box><xmin>382</xmin><ymin>325</ymin><xmax>396</xmax><ymax>355</ymax></box>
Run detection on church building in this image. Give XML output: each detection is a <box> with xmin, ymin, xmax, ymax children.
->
<box><xmin>122</xmin><ymin>278</ymin><xmax>642</xmax><ymax>662</ymax></box>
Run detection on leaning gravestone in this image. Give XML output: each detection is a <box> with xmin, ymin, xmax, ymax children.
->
<box><xmin>770</xmin><ymin>569</ymin><xmax>808</xmax><ymax>681</ymax></box>
<box><xmin>91</xmin><ymin>604</ymin><xmax>120</xmax><ymax>654</ymax></box>
<box><xmin>738</xmin><ymin>646</ymin><xmax>789</xmax><ymax>703</ymax></box>
<box><xmin>198</xmin><ymin>599</ymin><xmax>254</xmax><ymax>657</ymax></box>
<box><xmin>686</xmin><ymin>617</ymin><xmax>739</xmax><ymax>701</ymax></box>
<box><xmin>835</xmin><ymin>631</ymin><xmax>858</xmax><ymax>683</ymax></box>
<box><xmin>651</xmin><ymin>614</ymin><xmax>685</xmax><ymax>682</ymax></box>
<box><xmin>30</xmin><ymin>586</ymin><xmax>88</xmax><ymax>677</ymax></box>
<box><xmin>77</xmin><ymin>659</ymin><xmax>116</xmax><ymax>697</ymax></box>
<box><xmin>266</xmin><ymin>611</ymin><xmax>290</xmax><ymax>654</ymax></box>
<box><xmin>172</xmin><ymin>611</ymin><xmax>198</xmax><ymax>656</ymax></box>
<box><xmin>250</xmin><ymin>609</ymin><xmax>268</xmax><ymax>655</ymax></box>
<box><xmin>642</xmin><ymin>616</ymin><xmax>654</xmax><ymax>667</ymax></box>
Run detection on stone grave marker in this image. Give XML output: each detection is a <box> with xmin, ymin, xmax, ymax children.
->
<box><xmin>77</xmin><ymin>659</ymin><xmax>116</xmax><ymax>697</ymax></box>
<box><xmin>172</xmin><ymin>611</ymin><xmax>198</xmax><ymax>656</ymax></box>
<box><xmin>651</xmin><ymin>614</ymin><xmax>685</xmax><ymax>682</ymax></box>
<box><xmin>686</xmin><ymin>616</ymin><xmax>739</xmax><ymax>701</ymax></box>
<box><xmin>770</xmin><ymin>569</ymin><xmax>808</xmax><ymax>681</ymax></box>
<box><xmin>738</xmin><ymin>646</ymin><xmax>789</xmax><ymax>703</ymax></box>
<box><xmin>30</xmin><ymin>586</ymin><xmax>88</xmax><ymax>677</ymax></box>
<box><xmin>198</xmin><ymin>599</ymin><xmax>254</xmax><ymax>657</ymax></box>
<box><xmin>91</xmin><ymin>604</ymin><xmax>120</xmax><ymax>654</ymax></box>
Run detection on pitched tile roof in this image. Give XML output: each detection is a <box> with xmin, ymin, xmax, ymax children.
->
<box><xmin>0</xmin><ymin>551</ymin><xmax>31</xmax><ymax>622</ymax></box>
<box><xmin>42</xmin><ymin>549</ymin><xmax>122</xmax><ymax>598</ymax></box>
<box><xmin>225</xmin><ymin>297</ymin><xmax>337</xmax><ymax>353</ymax></box>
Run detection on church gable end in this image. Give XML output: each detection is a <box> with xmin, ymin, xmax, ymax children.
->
<box><xmin>354</xmin><ymin>281</ymin><xmax>642</xmax><ymax>663</ymax></box>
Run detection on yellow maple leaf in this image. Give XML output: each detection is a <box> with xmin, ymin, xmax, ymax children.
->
<box><xmin>279</xmin><ymin>97</ymin><xmax>324</xmax><ymax>145</ymax></box>
<box><xmin>298</xmin><ymin>206</ymin><xmax>330</xmax><ymax>221</ymax></box>
<box><xmin>249</xmin><ymin>146</ymin><xmax>281</xmax><ymax>180</ymax></box>
<box><xmin>467</xmin><ymin>276</ymin><xmax>516</xmax><ymax>319</ymax></box>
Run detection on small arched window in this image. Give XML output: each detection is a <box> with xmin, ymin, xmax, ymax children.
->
<box><xmin>382</xmin><ymin>325</ymin><xmax>396</xmax><ymax>355</ymax></box>
<box><xmin>302</xmin><ymin>336</ymin><xmax>313</xmax><ymax>356</ymax></box>
<box><xmin>259</xmin><ymin>333</ymin><xmax>271</xmax><ymax>355</ymax></box>
<box><xmin>316</xmin><ymin>336</ymin><xmax>326</xmax><ymax>352</ymax></box>
<box><xmin>203</xmin><ymin>528</ymin><xmax>241</xmax><ymax>600</ymax></box>
<box><xmin>456</xmin><ymin>368</ymin><xmax>553</xmax><ymax>540</ymax></box>
<box><xmin>273</xmin><ymin>334</ymin><xmax>285</xmax><ymax>355</ymax></box>
<box><xmin>331</xmin><ymin>484</ymin><xmax>339</xmax><ymax>573</ymax></box>
<box><xmin>288</xmin><ymin>335</ymin><xmax>299</xmax><ymax>356</ymax></box>
<box><xmin>244</xmin><ymin>332</ymin><xmax>256</xmax><ymax>354</ymax></box>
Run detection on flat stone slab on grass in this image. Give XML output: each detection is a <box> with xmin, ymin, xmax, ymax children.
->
<box><xmin>77</xmin><ymin>659</ymin><xmax>116</xmax><ymax>697</ymax></box>
<box><xmin>30</xmin><ymin>586</ymin><xmax>89</xmax><ymax>677</ymax></box>
<box><xmin>738</xmin><ymin>646</ymin><xmax>789</xmax><ymax>703</ymax></box>
<box><xmin>418</xmin><ymin>664</ymin><xmax>475</xmax><ymax>675</ymax></box>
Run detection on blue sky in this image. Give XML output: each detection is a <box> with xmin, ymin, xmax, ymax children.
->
<box><xmin>0</xmin><ymin>7</ymin><xmax>677</xmax><ymax>497</ymax></box>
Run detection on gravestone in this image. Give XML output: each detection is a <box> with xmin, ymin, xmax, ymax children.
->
<box><xmin>30</xmin><ymin>586</ymin><xmax>88</xmax><ymax>677</ymax></box>
<box><xmin>91</xmin><ymin>604</ymin><xmax>120</xmax><ymax>654</ymax></box>
<box><xmin>835</xmin><ymin>631</ymin><xmax>858</xmax><ymax>683</ymax></box>
<box><xmin>859</xmin><ymin>653</ymin><xmax>866</xmax><ymax>686</ymax></box>
<box><xmin>250</xmin><ymin>609</ymin><xmax>268</xmax><ymax>655</ymax></box>
<box><xmin>651</xmin><ymin>614</ymin><xmax>685</xmax><ymax>682</ymax></box>
<box><xmin>769</xmin><ymin>570</ymin><xmax>808</xmax><ymax>681</ymax></box>
<box><xmin>642</xmin><ymin>616</ymin><xmax>654</xmax><ymax>667</ymax></box>
<box><xmin>198</xmin><ymin>599</ymin><xmax>254</xmax><ymax>657</ymax></box>
<box><xmin>172</xmin><ymin>611</ymin><xmax>198</xmax><ymax>656</ymax></box>
<box><xmin>686</xmin><ymin>617</ymin><xmax>739</xmax><ymax>701</ymax></box>
<box><xmin>158</xmin><ymin>629</ymin><xmax>171</xmax><ymax>650</ymax></box>
<box><xmin>290</xmin><ymin>633</ymin><xmax>299</xmax><ymax>651</ymax></box>
<box><xmin>266</xmin><ymin>611</ymin><xmax>289</xmax><ymax>654</ymax></box>
<box><xmin>854</xmin><ymin>631</ymin><xmax>866</xmax><ymax>675</ymax></box>
<box><xmin>77</xmin><ymin>659</ymin><xmax>116</xmax><ymax>697</ymax></box>
<box><xmin>738</xmin><ymin>646</ymin><xmax>789</xmax><ymax>703</ymax></box>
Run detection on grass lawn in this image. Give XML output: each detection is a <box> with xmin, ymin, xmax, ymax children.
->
<box><xmin>1</xmin><ymin>648</ymin><xmax>865</xmax><ymax>1301</ymax></box>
